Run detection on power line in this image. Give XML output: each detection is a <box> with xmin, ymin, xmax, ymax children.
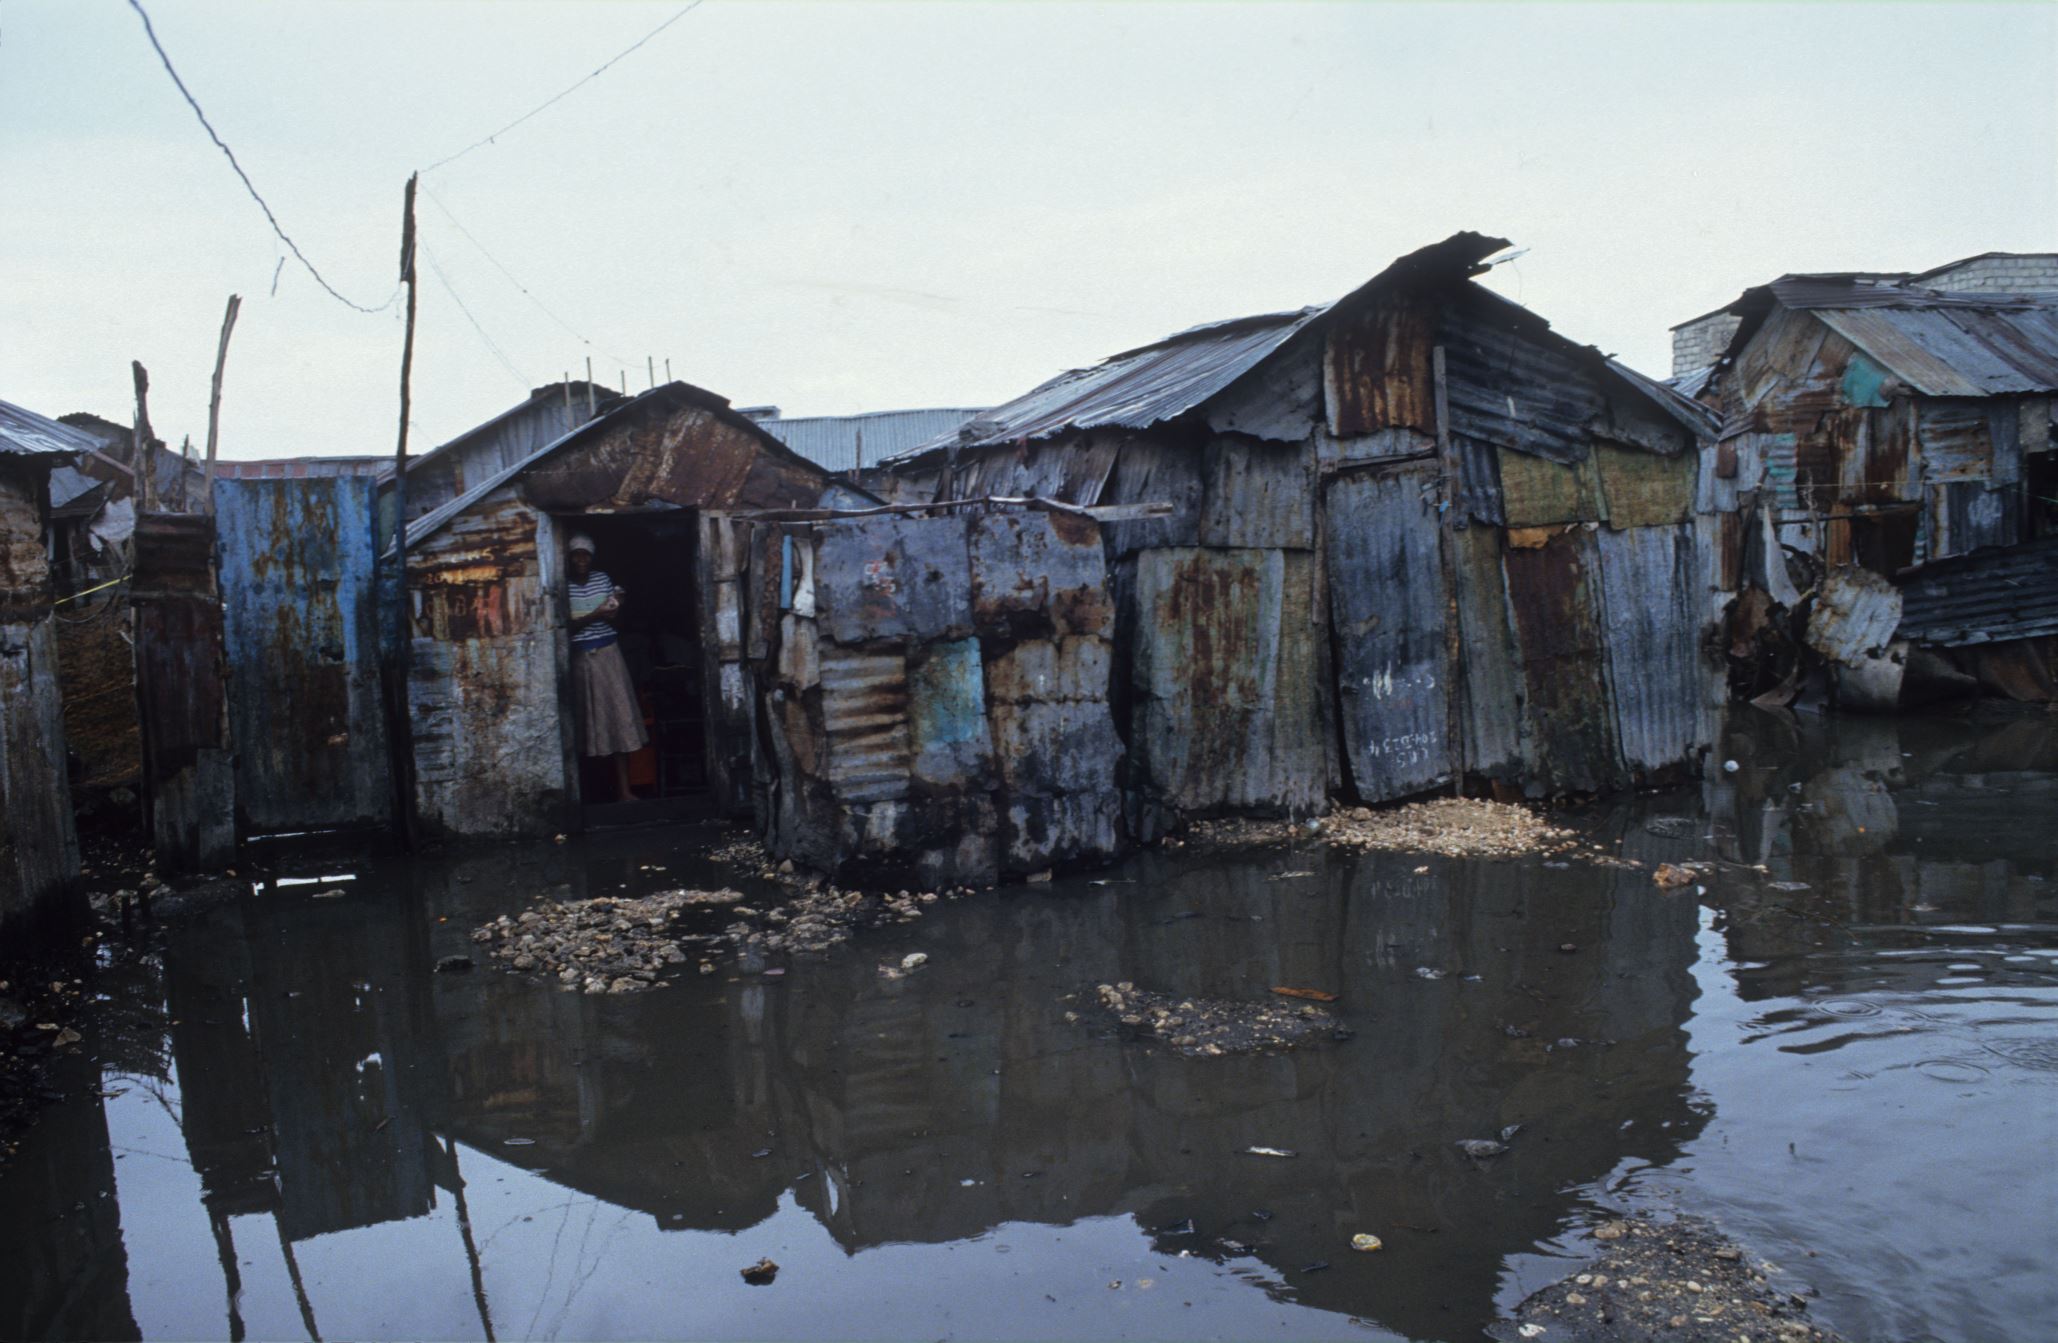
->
<box><xmin>421</xmin><ymin>245</ymin><xmax>531</xmax><ymax>390</ymax></box>
<box><xmin>421</xmin><ymin>186</ymin><xmax>631</xmax><ymax>367</ymax></box>
<box><xmin>125</xmin><ymin>0</ymin><xmax>397</xmax><ymax>315</ymax></box>
<box><xmin>420</xmin><ymin>2</ymin><xmax>705</xmax><ymax>174</ymax></box>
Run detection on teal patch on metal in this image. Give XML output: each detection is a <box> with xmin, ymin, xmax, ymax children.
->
<box><xmin>1841</xmin><ymin>352</ymin><xmax>1891</xmax><ymax>409</ymax></box>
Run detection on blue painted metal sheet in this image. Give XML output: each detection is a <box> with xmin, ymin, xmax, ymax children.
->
<box><xmin>216</xmin><ymin>477</ymin><xmax>392</xmax><ymax>833</ymax></box>
<box><xmin>1325</xmin><ymin>463</ymin><xmax>1453</xmax><ymax>800</ymax></box>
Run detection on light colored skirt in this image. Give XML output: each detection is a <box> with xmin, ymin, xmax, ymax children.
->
<box><xmin>571</xmin><ymin>642</ymin><xmax>648</xmax><ymax>757</ymax></box>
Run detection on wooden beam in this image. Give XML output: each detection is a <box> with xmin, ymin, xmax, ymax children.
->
<box><xmin>202</xmin><ymin>293</ymin><xmax>242</xmax><ymax>512</ymax></box>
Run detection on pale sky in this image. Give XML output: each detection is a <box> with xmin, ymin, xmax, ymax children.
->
<box><xmin>4</xmin><ymin>2</ymin><xmax>2054</xmax><ymax>459</ymax></box>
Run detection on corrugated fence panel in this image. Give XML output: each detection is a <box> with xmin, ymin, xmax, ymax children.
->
<box><xmin>1594</xmin><ymin>525</ymin><xmax>1703</xmax><ymax>776</ymax></box>
<box><xmin>129</xmin><ymin>512</ymin><xmax>235</xmax><ymax>871</ymax></box>
<box><xmin>1503</xmin><ymin>527</ymin><xmax>1624</xmax><ymax>795</ymax></box>
<box><xmin>1325</xmin><ymin>464</ymin><xmax>1452</xmax><ymax>800</ymax></box>
<box><xmin>216</xmin><ymin>478</ymin><xmax>391</xmax><ymax>833</ymax></box>
<box><xmin>1451</xmin><ymin>523</ymin><xmax>1526</xmax><ymax>780</ymax></box>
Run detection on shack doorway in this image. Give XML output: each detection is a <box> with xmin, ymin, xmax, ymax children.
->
<box><xmin>554</xmin><ymin>512</ymin><xmax>710</xmax><ymax>822</ymax></box>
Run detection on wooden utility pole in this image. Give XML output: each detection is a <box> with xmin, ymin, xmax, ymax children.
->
<box><xmin>388</xmin><ymin>172</ymin><xmax>421</xmax><ymax>846</ymax></box>
<box><xmin>132</xmin><ymin>361</ymin><xmax>157</xmax><ymax>513</ymax></box>
<box><xmin>585</xmin><ymin>356</ymin><xmax>596</xmax><ymax>416</ymax></box>
<box><xmin>203</xmin><ymin>294</ymin><xmax>242</xmax><ymax>512</ymax></box>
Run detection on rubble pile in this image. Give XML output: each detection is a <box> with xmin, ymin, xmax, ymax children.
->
<box><xmin>1495</xmin><ymin>1213</ymin><xmax>1844</xmax><ymax>1343</ymax></box>
<box><xmin>474</xmin><ymin>888</ymin><xmax>745</xmax><ymax>994</ymax></box>
<box><xmin>732</xmin><ymin>885</ymin><xmax>955</xmax><ymax>958</ymax></box>
<box><xmin>1075</xmin><ymin>981</ymin><xmax>1342</xmax><ymax>1057</ymax></box>
<box><xmin>1186</xmin><ymin>798</ymin><xmax>1581</xmax><ymax>860</ymax></box>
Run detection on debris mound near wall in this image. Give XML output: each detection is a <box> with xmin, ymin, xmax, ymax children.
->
<box><xmin>1074</xmin><ymin>981</ymin><xmax>1341</xmax><ymax>1057</ymax></box>
<box><xmin>473</xmin><ymin>888</ymin><xmax>744</xmax><ymax>994</ymax></box>
<box><xmin>1186</xmin><ymin>798</ymin><xmax>1578</xmax><ymax>860</ymax></box>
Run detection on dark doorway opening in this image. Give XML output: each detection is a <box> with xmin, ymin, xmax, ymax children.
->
<box><xmin>555</xmin><ymin>511</ymin><xmax>711</xmax><ymax>822</ymax></box>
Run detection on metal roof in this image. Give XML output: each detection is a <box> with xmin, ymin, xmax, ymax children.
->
<box><xmin>397</xmin><ymin>381</ymin><xmax>866</xmax><ymax>554</ymax></box>
<box><xmin>1811</xmin><ymin>303</ymin><xmax>2058</xmax><ymax>397</ymax></box>
<box><xmin>760</xmin><ymin>408</ymin><xmax>985</xmax><ymax>473</ymax></box>
<box><xmin>0</xmin><ymin>397</ymin><xmax>101</xmax><ymax>458</ymax></box>
<box><xmin>889</xmin><ymin>306</ymin><xmax>1326</xmax><ymax>459</ymax></box>
<box><xmin>887</xmin><ymin>232</ymin><xmax>1709</xmax><ymax>462</ymax></box>
<box><xmin>1897</xmin><ymin>536</ymin><xmax>2058</xmax><ymax>647</ymax></box>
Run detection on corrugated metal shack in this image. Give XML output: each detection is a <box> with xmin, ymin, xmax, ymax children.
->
<box><xmin>397</xmin><ymin>381</ymin><xmax>867</xmax><ymax>839</ymax></box>
<box><xmin>730</xmin><ymin>499</ymin><xmax>1125</xmax><ymax>886</ymax></box>
<box><xmin>752</xmin><ymin>407</ymin><xmax>985</xmax><ymax>479</ymax></box>
<box><xmin>1694</xmin><ymin>275</ymin><xmax>2058</xmax><ymax>706</ymax></box>
<box><xmin>877</xmin><ymin>234</ymin><xmax>1721</xmax><ymax>840</ymax></box>
<box><xmin>0</xmin><ymin>399</ymin><xmax>85</xmax><ymax>941</ymax></box>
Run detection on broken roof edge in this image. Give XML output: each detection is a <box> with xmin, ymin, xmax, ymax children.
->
<box><xmin>0</xmin><ymin>397</ymin><xmax>102</xmax><ymax>458</ymax></box>
<box><xmin>397</xmin><ymin>379</ymin><xmax>869</xmax><ymax>556</ymax></box>
<box><xmin>881</xmin><ymin>232</ymin><xmax>1517</xmax><ymax>467</ymax></box>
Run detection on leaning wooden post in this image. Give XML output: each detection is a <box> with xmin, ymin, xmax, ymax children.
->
<box><xmin>202</xmin><ymin>294</ymin><xmax>242</xmax><ymax>513</ymax></box>
<box><xmin>388</xmin><ymin>172</ymin><xmax>421</xmax><ymax>844</ymax></box>
<box><xmin>1432</xmin><ymin>345</ymin><xmax>1467</xmax><ymax>797</ymax></box>
<box><xmin>132</xmin><ymin>361</ymin><xmax>157</xmax><ymax>514</ymax></box>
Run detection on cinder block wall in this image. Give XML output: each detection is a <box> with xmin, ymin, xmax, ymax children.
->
<box><xmin>1922</xmin><ymin>255</ymin><xmax>2058</xmax><ymax>294</ymax></box>
<box><xmin>1671</xmin><ymin>313</ymin><xmax>1742</xmax><ymax>378</ymax></box>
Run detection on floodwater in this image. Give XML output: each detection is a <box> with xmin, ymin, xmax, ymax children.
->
<box><xmin>6</xmin><ymin>712</ymin><xmax>2056</xmax><ymax>1342</ymax></box>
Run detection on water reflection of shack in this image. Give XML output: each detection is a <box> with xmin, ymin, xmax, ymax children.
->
<box><xmin>407</xmin><ymin>835</ymin><xmax>1708</xmax><ymax>1340</ymax></box>
<box><xmin>869</xmin><ymin>232</ymin><xmax>1722</xmax><ymax>844</ymax></box>
<box><xmin>1709</xmin><ymin>713</ymin><xmax>2058</xmax><ymax>998</ymax></box>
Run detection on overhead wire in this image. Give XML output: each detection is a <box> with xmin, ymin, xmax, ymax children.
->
<box><xmin>421</xmin><ymin>244</ymin><xmax>532</xmax><ymax>390</ymax></box>
<box><xmin>125</xmin><ymin>0</ymin><xmax>398</xmax><ymax>314</ymax></box>
<box><xmin>419</xmin><ymin>1</ymin><xmax>705</xmax><ymax>174</ymax></box>
<box><xmin>421</xmin><ymin>186</ymin><xmax>632</xmax><ymax>368</ymax></box>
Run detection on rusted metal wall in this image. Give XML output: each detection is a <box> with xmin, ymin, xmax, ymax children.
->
<box><xmin>751</xmin><ymin>505</ymin><xmax>1124</xmax><ymax>885</ymax></box>
<box><xmin>521</xmin><ymin>402</ymin><xmax>830</xmax><ymax>517</ymax></box>
<box><xmin>404</xmin><ymin>490</ymin><xmax>570</xmax><ymax>838</ymax></box>
<box><xmin>0</xmin><ymin>461</ymin><xmax>81</xmax><ymax>933</ymax></box>
<box><xmin>1594</xmin><ymin>524</ymin><xmax>1707</xmax><ymax>777</ymax></box>
<box><xmin>1324</xmin><ymin>461</ymin><xmax>1452</xmax><ymax>799</ymax></box>
<box><xmin>1122</xmin><ymin>545</ymin><xmax>1327</xmax><ymax>838</ymax></box>
<box><xmin>129</xmin><ymin>512</ymin><xmax>234</xmax><ymax>873</ymax></box>
<box><xmin>1503</xmin><ymin>527</ymin><xmax>1625</xmax><ymax>796</ymax></box>
<box><xmin>215</xmin><ymin>478</ymin><xmax>391</xmax><ymax>834</ymax></box>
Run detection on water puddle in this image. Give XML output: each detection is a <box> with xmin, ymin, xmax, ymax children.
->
<box><xmin>5</xmin><ymin>712</ymin><xmax>2056</xmax><ymax>1339</ymax></box>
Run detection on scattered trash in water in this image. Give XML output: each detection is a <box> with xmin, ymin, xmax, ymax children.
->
<box><xmin>1415</xmin><ymin>966</ymin><xmax>1446</xmax><ymax>981</ymax></box>
<box><xmin>1244</xmin><ymin>1146</ymin><xmax>1297</xmax><ymax>1158</ymax></box>
<box><xmin>1652</xmin><ymin>863</ymin><xmax>1695</xmax><ymax>888</ymax></box>
<box><xmin>1090</xmin><ymin>982</ymin><xmax>1339</xmax><ymax>1056</ymax></box>
<box><xmin>1350</xmin><ymin>1233</ymin><xmax>1383</xmax><ymax>1252</ymax></box>
<box><xmin>739</xmin><ymin>1258</ymin><xmax>778</xmax><ymax>1285</ymax></box>
<box><xmin>1455</xmin><ymin>1139</ymin><xmax>1509</xmax><ymax>1159</ymax></box>
<box><xmin>901</xmin><ymin>952</ymin><xmax>929</xmax><ymax>972</ymax></box>
<box><xmin>1271</xmin><ymin>986</ymin><xmax>1339</xmax><ymax>1003</ymax></box>
<box><xmin>502</xmin><ymin>1138</ymin><xmax>535</xmax><ymax>1147</ymax></box>
<box><xmin>1768</xmin><ymin>880</ymin><xmax>1812</xmax><ymax>891</ymax></box>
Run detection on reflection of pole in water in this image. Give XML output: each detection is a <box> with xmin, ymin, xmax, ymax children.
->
<box><xmin>446</xmin><ymin>1137</ymin><xmax>498</xmax><ymax>1342</ymax></box>
<box><xmin>207</xmin><ymin>1205</ymin><xmax>246</xmax><ymax>1343</ymax></box>
<box><xmin>273</xmin><ymin>1211</ymin><xmax>322</xmax><ymax>1342</ymax></box>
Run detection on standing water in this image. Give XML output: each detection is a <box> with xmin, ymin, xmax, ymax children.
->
<box><xmin>4</xmin><ymin>712</ymin><xmax>2054</xmax><ymax>1341</ymax></box>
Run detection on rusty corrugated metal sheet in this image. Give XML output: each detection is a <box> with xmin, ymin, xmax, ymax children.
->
<box><xmin>756</xmin><ymin>504</ymin><xmax>1124</xmax><ymax>882</ymax></box>
<box><xmin>404</xmin><ymin>497</ymin><xmax>569</xmax><ymax>838</ymax></box>
<box><xmin>129</xmin><ymin>512</ymin><xmax>234</xmax><ymax>872</ymax></box>
<box><xmin>215</xmin><ymin>478</ymin><xmax>391</xmax><ymax>834</ymax></box>
<box><xmin>1198</xmin><ymin>438</ymin><xmax>1314</xmax><ymax>548</ymax></box>
<box><xmin>1897</xmin><ymin>535</ymin><xmax>2058</xmax><ymax>647</ymax></box>
<box><xmin>1123</xmin><ymin>546</ymin><xmax>1327</xmax><ymax>836</ymax></box>
<box><xmin>1451</xmin><ymin>524</ymin><xmax>1525</xmax><ymax>779</ymax></box>
<box><xmin>1813</xmin><ymin>303</ymin><xmax>2058</xmax><ymax>398</ymax></box>
<box><xmin>1503</xmin><ymin>528</ymin><xmax>1623</xmax><ymax>796</ymax></box>
<box><xmin>1324</xmin><ymin>463</ymin><xmax>1452</xmax><ymax>800</ymax></box>
<box><xmin>1323</xmin><ymin>293</ymin><xmax>1434</xmax><ymax>437</ymax></box>
<box><xmin>0</xmin><ymin>460</ymin><xmax>81</xmax><ymax>925</ymax></box>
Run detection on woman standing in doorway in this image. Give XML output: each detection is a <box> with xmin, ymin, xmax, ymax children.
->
<box><xmin>566</xmin><ymin>533</ymin><xmax>646</xmax><ymax>803</ymax></box>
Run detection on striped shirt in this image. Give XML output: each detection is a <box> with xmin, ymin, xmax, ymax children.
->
<box><xmin>570</xmin><ymin>571</ymin><xmax>619</xmax><ymax>650</ymax></box>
